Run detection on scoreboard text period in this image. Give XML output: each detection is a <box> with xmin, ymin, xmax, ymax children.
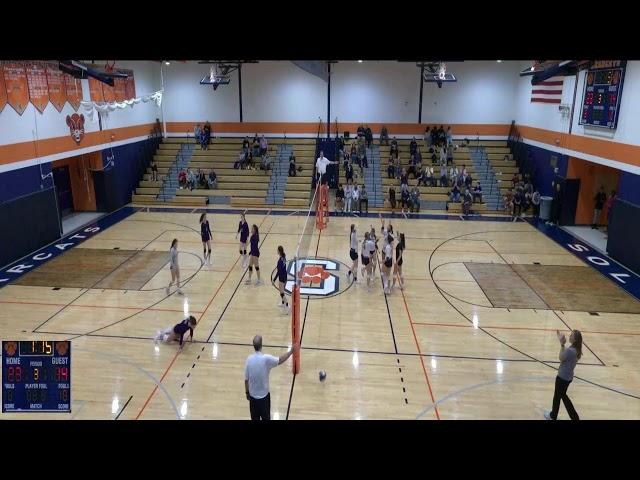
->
<box><xmin>2</xmin><ymin>341</ymin><xmax>71</xmax><ymax>413</ymax></box>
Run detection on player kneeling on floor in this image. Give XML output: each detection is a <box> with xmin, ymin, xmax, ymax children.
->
<box><xmin>155</xmin><ymin>315</ymin><xmax>197</xmax><ymax>351</ymax></box>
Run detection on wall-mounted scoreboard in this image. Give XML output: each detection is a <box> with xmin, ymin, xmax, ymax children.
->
<box><xmin>579</xmin><ymin>60</ymin><xmax>626</xmax><ymax>129</ymax></box>
<box><xmin>2</xmin><ymin>341</ymin><xmax>71</xmax><ymax>413</ymax></box>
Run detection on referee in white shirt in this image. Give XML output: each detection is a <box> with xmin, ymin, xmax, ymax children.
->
<box><xmin>244</xmin><ymin>335</ymin><xmax>298</xmax><ymax>421</ymax></box>
<box><xmin>315</xmin><ymin>150</ymin><xmax>337</xmax><ymax>186</ymax></box>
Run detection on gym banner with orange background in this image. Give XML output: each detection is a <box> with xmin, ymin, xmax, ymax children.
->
<box><xmin>25</xmin><ymin>61</ymin><xmax>49</xmax><ymax>113</ymax></box>
<box><xmin>64</xmin><ymin>72</ymin><xmax>82</xmax><ymax>110</ymax></box>
<box><xmin>3</xmin><ymin>61</ymin><xmax>30</xmax><ymax>115</ymax></box>
<box><xmin>45</xmin><ymin>61</ymin><xmax>66</xmax><ymax>112</ymax></box>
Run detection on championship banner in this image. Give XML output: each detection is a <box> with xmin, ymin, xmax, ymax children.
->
<box><xmin>114</xmin><ymin>77</ymin><xmax>126</xmax><ymax>101</ymax></box>
<box><xmin>101</xmin><ymin>79</ymin><xmax>116</xmax><ymax>103</ymax></box>
<box><xmin>3</xmin><ymin>61</ymin><xmax>30</xmax><ymax>115</ymax></box>
<box><xmin>124</xmin><ymin>71</ymin><xmax>136</xmax><ymax>99</ymax></box>
<box><xmin>25</xmin><ymin>61</ymin><xmax>49</xmax><ymax>113</ymax></box>
<box><xmin>0</xmin><ymin>62</ymin><xmax>7</xmax><ymax>113</ymax></box>
<box><xmin>45</xmin><ymin>61</ymin><xmax>66</xmax><ymax>112</ymax></box>
<box><xmin>64</xmin><ymin>73</ymin><xmax>82</xmax><ymax>110</ymax></box>
<box><xmin>88</xmin><ymin>76</ymin><xmax>104</xmax><ymax>103</ymax></box>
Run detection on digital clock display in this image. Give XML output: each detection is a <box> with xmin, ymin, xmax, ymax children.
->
<box><xmin>2</xmin><ymin>340</ymin><xmax>71</xmax><ymax>413</ymax></box>
<box><xmin>579</xmin><ymin>61</ymin><xmax>626</xmax><ymax>129</ymax></box>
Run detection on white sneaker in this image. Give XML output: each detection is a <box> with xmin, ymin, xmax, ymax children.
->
<box><xmin>277</xmin><ymin>301</ymin><xmax>284</xmax><ymax>308</ymax></box>
<box><xmin>255</xmin><ymin>279</ymin><xmax>263</xmax><ymax>286</ymax></box>
<box><xmin>177</xmin><ymin>289</ymin><xmax>184</xmax><ymax>295</ymax></box>
<box><xmin>543</xmin><ymin>411</ymin><xmax>552</xmax><ymax>420</ymax></box>
<box><xmin>384</xmin><ymin>288</ymin><xmax>391</xmax><ymax>295</ymax></box>
<box><xmin>244</xmin><ymin>279</ymin><xmax>252</xmax><ymax>285</ymax></box>
<box><xmin>286</xmin><ymin>305</ymin><xmax>291</xmax><ymax>314</ymax></box>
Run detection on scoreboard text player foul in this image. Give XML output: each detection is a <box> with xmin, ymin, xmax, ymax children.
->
<box><xmin>2</xmin><ymin>341</ymin><xmax>71</xmax><ymax>413</ymax></box>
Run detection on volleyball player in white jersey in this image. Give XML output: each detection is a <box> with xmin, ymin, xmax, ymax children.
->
<box><xmin>364</xmin><ymin>226</ymin><xmax>378</xmax><ymax>281</ymax></box>
<box><xmin>347</xmin><ymin>224</ymin><xmax>359</xmax><ymax>283</ymax></box>
<box><xmin>166</xmin><ymin>238</ymin><xmax>183</xmax><ymax>295</ymax></box>
<box><xmin>381</xmin><ymin>233</ymin><xmax>394</xmax><ymax>294</ymax></box>
<box><xmin>361</xmin><ymin>232</ymin><xmax>375</xmax><ymax>291</ymax></box>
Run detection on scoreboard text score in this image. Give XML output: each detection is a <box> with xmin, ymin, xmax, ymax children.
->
<box><xmin>2</xmin><ymin>341</ymin><xmax>71</xmax><ymax>413</ymax></box>
<box><xmin>579</xmin><ymin>60</ymin><xmax>626</xmax><ymax>129</ymax></box>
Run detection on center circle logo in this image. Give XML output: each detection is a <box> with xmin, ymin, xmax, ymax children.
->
<box><xmin>271</xmin><ymin>257</ymin><xmax>352</xmax><ymax>299</ymax></box>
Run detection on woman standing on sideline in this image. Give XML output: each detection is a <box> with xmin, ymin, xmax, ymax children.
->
<box><xmin>545</xmin><ymin>330</ymin><xmax>582</xmax><ymax>420</ymax></box>
<box><xmin>166</xmin><ymin>239</ymin><xmax>183</xmax><ymax>296</ymax></box>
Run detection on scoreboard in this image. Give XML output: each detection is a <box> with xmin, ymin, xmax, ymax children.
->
<box><xmin>2</xmin><ymin>341</ymin><xmax>71</xmax><ymax>413</ymax></box>
<box><xmin>579</xmin><ymin>60</ymin><xmax>626</xmax><ymax>129</ymax></box>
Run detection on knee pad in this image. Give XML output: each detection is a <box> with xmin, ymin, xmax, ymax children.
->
<box><xmin>280</xmin><ymin>293</ymin><xmax>285</xmax><ymax>299</ymax></box>
<box><xmin>239</xmin><ymin>250</ymin><xmax>243</xmax><ymax>255</ymax></box>
<box><xmin>207</xmin><ymin>248</ymin><xmax>211</xmax><ymax>254</ymax></box>
<box><xmin>255</xmin><ymin>267</ymin><xmax>260</xmax><ymax>271</ymax></box>
<box><xmin>249</xmin><ymin>266</ymin><xmax>253</xmax><ymax>272</ymax></box>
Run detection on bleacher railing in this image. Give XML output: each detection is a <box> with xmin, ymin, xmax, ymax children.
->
<box><xmin>156</xmin><ymin>142</ymin><xmax>189</xmax><ymax>201</ymax></box>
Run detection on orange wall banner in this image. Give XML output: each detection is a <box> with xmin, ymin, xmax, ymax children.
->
<box><xmin>114</xmin><ymin>77</ymin><xmax>126</xmax><ymax>101</ymax></box>
<box><xmin>3</xmin><ymin>61</ymin><xmax>30</xmax><ymax>115</ymax></box>
<box><xmin>125</xmin><ymin>72</ymin><xmax>136</xmax><ymax>99</ymax></box>
<box><xmin>45</xmin><ymin>62</ymin><xmax>66</xmax><ymax>113</ymax></box>
<box><xmin>102</xmin><ymin>80</ymin><xmax>116</xmax><ymax>103</ymax></box>
<box><xmin>25</xmin><ymin>61</ymin><xmax>50</xmax><ymax>113</ymax></box>
<box><xmin>88</xmin><ymin>77</ymin><xmax>104</xmax><ymax>103</ymax></box>
<box><xmin>64</xmin><ymin>73</ymin><xmax>82</xmax><ymax>110</ymax></box>
<box><xmin>0</xmin><ymin>62</ymin><xmax>7</xmax><ymax>113</ymax></box>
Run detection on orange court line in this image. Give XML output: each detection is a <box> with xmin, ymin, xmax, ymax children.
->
<box><xmin>135</xmin><ymin>350</ymin><xmax>180</xmax><ymax>420</ymax></box>
<box><xmin>411</xmin><ymin>321</ymin><xmax>640</xmax><ymax>337</ymax></box>
<box><xmin>397</xmin><ymin>275</ymin><xmax>441</xmax><ymax>420</ymax></box>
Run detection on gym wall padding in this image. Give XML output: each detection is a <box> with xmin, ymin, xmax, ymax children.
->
<box><xmin>0</xmin><ymin>187</ymin><xmax>62</xmax><ymax>267</ymax></box>
<box><xmin>606</xmin><ymin>198</ymin><xmax>640</xmax><ymax>274</ymax></box>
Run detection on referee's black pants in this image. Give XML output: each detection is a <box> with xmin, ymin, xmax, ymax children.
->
<box><xmin>249</xmin><ymin>393</ymin><xmax>271</xmax><ymax>421</ymax></box>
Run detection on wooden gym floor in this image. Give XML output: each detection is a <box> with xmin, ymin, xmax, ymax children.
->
<box><xmin>2</xmin><ymin>208</ymin><xmax>640</xmax><ymax>419</ymax></box>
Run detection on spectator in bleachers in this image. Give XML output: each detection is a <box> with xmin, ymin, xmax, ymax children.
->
<box><xmin>178</xmin><ymin>169</ymin><xmax>187</xmax><ymax>189</ymax></box>
<box><xmin>260</xmin><ymin>153</ymin><xmax>272</xmax><ymax>173</ymax></box>
<box><xmin>462</xmin><ymin>188</ymin><xmax>473</xmax><ymax>215</ymax></box>
<box><xmin>531</xmin><ymin>189</ymin><xmax>541</xmax><ymax>218</ymax></box>
<box><xmin>400</xmin><ymin>187</ymin><xmax>410</xmax><ymax>214</ymax></box>
<box><xmin>197</xmin><ymin>169</ymin><xmax>207</xmax><ymax>188</ymax></box>
<box><xmin>410</xmin><ymin>137</ymin><xmax>418</xmax><ymax>156</ymax></box>
<box><xmin>439</xmin><ymin>143</ymin><xmax>447</xmax><ymax>166</ymax></box>
<box><xmin>503</xmin><ymin>189</ymin><xmax>514</xmax><ymax>215</ymax></box>
<box><xmin>387</xmin><ymin>157</ymin><xmax>395</xmax><ymax>179</ymax></box>
<box><xmin>446</xmin><ymin>126</ymin><xmax>453</xmax><ymax>146</ymax></box>
<box><xmin>360</xmin><ymin>153</ymin><xmax>368</xmax><ymax>169</ymax></box>
<box><xmin>350</xmin><ymin>142</ymin><xmax>357</xmax><ymax>157</ymax></box>
<box><xmin>513</xmin><ymin>188</ymin><xmax>523</xmax><ymax>219</ymax></box>
<box><xmin>344</xmin><ymin>182</ymin><xmax>353</xmax><ymax>214</ymax></box>
<box><xmin>450</xmin><ymin>166</ymin><xmax>458</xmax><ymax>187</ymax></box>
<box><xmin>356</xmin><ymin>134</ymin><xmax>366</xmax><ymax>157</ymax></box>
<box><xmin>424</xmin><ymin>126</ymin><xmax>431</xmax><ymax>148</ymax></box>
<box><xmin>357</xmin><ymin>125</ymin><xmax>365</xmax><ymax>138</ymax></box>
<box><xmin>235</xmin><ymin>151</ymin><xmax>245</xmax><ymax>170</ymax></box>
<box><xmin>359</xmin><ymin>184</ymin><xmax>369</xmax><ymax>214</ymax></box>
<box><xmin>447</xmin><ymin>144</ymin><xmax>454</xmax><ymax>165</ymax></box>
<box><xmin>464</xmin><ymin>173</ymin><xmax>473</xmax><ymax>191</ymax></box>
<box><xmin>194</xmin><ymin>124</ymin><xmax>202</xmax><ymax>145</ymax></box>
<box><xmin>150</xmin><ymin>159</ymin><xmax>158</xmax><ymax>182</ymax></box>
<box><xmin>408</xmin><ymin>153</ymin><xmax>419</xmax><ymax>179</ymax></box>
<box><xmin>208</xmin><ymin>170</ymin><xmax>218</xmax><ymax>189</ymax></box>
<box><xmin>430</xmin><ymin>127</ymin><xmax>438</xmax><ymax>147</ymax></box>
<box><xmin>202</xmin><ymin>122</ymin><xmax>211</xmax><ymax>150</ymax></box>
<box><xmin>437</xmin><ymin>125</ymin><xmax>445</xmax><ymax>143</ymax></box>
<box><xmin>410</xmin><ymin>186</ymin><xmax>420</xmax><ymax>213</ymax></box>
<box><xmin>335</xmin><ymin>184</ymin><xmax>345</xmax><ymax>213</ymax></box>
<box><xmin>524</xmin><ymin>190</ymin><xmax>532</xmax><ymax>214</ymax></box>
<box><xmin>289</xmin><ymin>154</ymin><xmax>297</xmax><ymax>177</ymax></box>
<box><xmin>380</xmin><ymin>126</ymin><xmax>389</xmax><ymax>146</ymax></box>
<box><xmin>352</xmin><ymin>184</ymin><xmax>360</xmax><ymax>213</ymax></box>
<box><xmin>417</xmin><ymin>167</ymin><xmax>429</xmax><ymax>187</ymax></box>
<box><xmin>400</xmin><ymin>169</ymin><xmax>409</xmax><ymax>190</ymax></box>
<box><xmin>251</xmin><ymin>136</ymin><xmax>260</xmax><ymax>158</ymax></box>
<box><xmin>259</xmin><ymin>135</ymin><xmax>268</xmax><ymax>156</ymax></box>
<box><xmin>388</xmin><ymin>185</ymin><xmax>397</xmax><ymax>213</ymax></box>
<box><xmin>242</xmin><ymin>136</ymin><xmax>250</xmax><ymax>155</ymax></box>
<box><xmin>187</xmin><ymin>169</ymin><xmax>196</xmax><ymax>191</ymax></box>
<box><xmin>473</xmin><ymin>182</ymin><xmax>483</xmax><ymax>203</ymax></box>
<box><xmin>450</xmin><ymin>183</ymin><xmax>461</xmax><ymax>203</ymax></box>
<box><xmin>345</xmin><ymin>161</ymin><xmax>354</xmax><ymax>184</ymax></box>
<box><xmin>390</xmin><ymin>137</ymin><xmax>399</xmax><ymax>159</ymax></box>
<box><xmin>440</xmin><ymin>165</ymin><xmax>448</xmax><ymax>187</ymax></box>
<box><xmin>365</xmin><ymin>125</ymin><xmax>373</xmax><ymax>148</ymax></box>
<box><xmin>511</xmin><ymin>172</ymin><xmax>520</xmax><ymax>189</ymax></box>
